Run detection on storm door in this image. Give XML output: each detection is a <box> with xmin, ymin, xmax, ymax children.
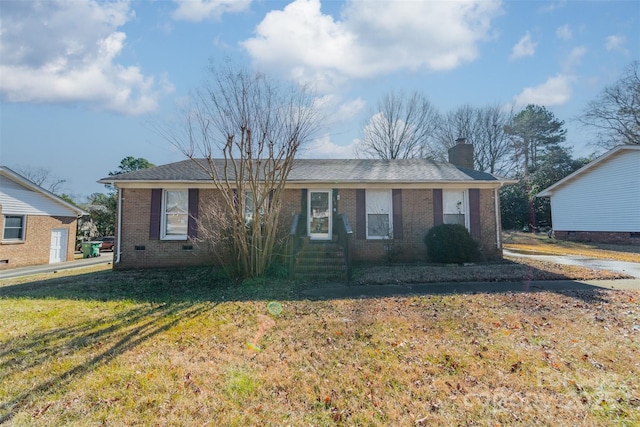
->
<box><xmin>308</xmin><ymin>190</ymin><xmax>332</xmax><ymax>240</ymax></box>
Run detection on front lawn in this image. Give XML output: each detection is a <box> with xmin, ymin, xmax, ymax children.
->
<box><xmin>1</xmin><ymin>267</ymin><xmax>638</xmax><ymax>425</ymax></box>
<box><xmin>504</xmin><ymin>231</ymin><xmax>640</xmax><ymax>262</ymax></box>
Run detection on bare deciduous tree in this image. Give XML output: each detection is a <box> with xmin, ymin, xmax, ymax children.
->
<box><xmin>356</xmin><ymin>91</ymin><xmax>439</xmax><ymax>159</ymax></box>
<box><xmin>433</xmin><ymin>104</ymin><xmax>513</xmax><ymax>175</ymax></box>
<box><xmin>158</xmin><ymin>64</ymin><xmax>322</xmax><ymax>278</ymax></box>
<box><xmin>578</xmin><ymin>60</ymin><xmax>640</xmax><ymax>148</ymax></box>
<box><xmin>13</xmin><ymin>165</ymin><xmax>67</xmax><ymax>194</ymax></box>
<box><xmin>433</xmin><ymin>104</ymin><xmax>480</xmax><ymax>161</ymax></box>
<box><xmin>474</xmin><ymin>104</ymin><xmax>514</xmax><ymax>176</ymax></box>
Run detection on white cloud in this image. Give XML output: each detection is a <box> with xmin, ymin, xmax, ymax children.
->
<box><xmin>0</xmin><ymin>0</ymin><xmax>171</xmax><ymax>115</ymax></box>
<box><xmin>556</xmin><ymin>24</ymin><xmax>572</xmax><ymax>40</ymax></box>
<box><xmin>242</xmin><ymin>0</ymin><xmax>502</xmax><ymax>91</ymax></box>
<box><xmin>314</xmin><ymin>95</ymin><xmax>366</xmax><ymax>126</ymax></box>
<box><xmin>562</xmin><ymin>46</ymin><xmax>587</xmax><ymax>71</ymax></box>
<box><xmin>605</xmin><ymin>35</ymin><xmax>627</xmax><ymax>53</ymax></box>
<box><xmin>513</xmin><ymin>74</ymin><xmax>573</xmax><ymax>107</ymax></box>
<box><xmin>172</xmin><ymin>0</ymin><xmax>252</xmax><ymax>22</ymax></box>
<box><xmin>539</xmin><ymin>1</ymin><xmax>567</xmax><ymax>13</ymax></box>
<box><xmin>301</xmin><ymin>134</ymin><xmax>356</xmax><ymax>158</ymax></box>
<box><xmin>510</xmin><ymin>31</ymin><xmax>537</xmax><ymax>60</ymax></box>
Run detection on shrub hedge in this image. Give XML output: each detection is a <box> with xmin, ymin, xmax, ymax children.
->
<box><xmin>424</xmin><ymin>224</ymin><xmax>480</xmax><ymax>263</ymax></box>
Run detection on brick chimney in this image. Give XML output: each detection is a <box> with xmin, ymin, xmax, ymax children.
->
<box><xmin>448</xmin><ymin>137</ymin><xmax>474</xmax><ymax>169</ymax></box>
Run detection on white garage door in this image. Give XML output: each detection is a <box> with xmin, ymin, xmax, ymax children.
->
<box><xmin>49</xmin><ymin>228</ymin><xmax>68</xmax><ymax>264</ymax></box>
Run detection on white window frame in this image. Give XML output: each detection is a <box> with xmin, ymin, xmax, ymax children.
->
<box><xmin>161</xmin><ymin>189</ymin><xmax>189</xmax><ymax>240</ymax></box>
<box><xmin>366</xmin><ymin>189</ymin><xmax>393</xmax><ymax>240</ymax></box>
<box><xmin>3</xmin><ymin>215</ymin><xmax>26</xmax><ymax>242</ymax></box>
<box><xmin>443</xmin><ymin>190</ymin><xmax>469</xmax><ymax>229</ymax></box>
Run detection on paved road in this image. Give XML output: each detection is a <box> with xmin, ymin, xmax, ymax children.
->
<box><xmin>504</xmin><ymin>249</ymin><xmax>640</xmax><ymax>278</ymax></box>
<box><xmin>0</xmin><ymin>252</ymin><xmax>113</xmax><ymax>280</ymax></box>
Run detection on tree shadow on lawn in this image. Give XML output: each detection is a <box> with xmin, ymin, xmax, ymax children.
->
<box><xmin>0</xmin><ymin>263</ymin><xmax>622</xmax><ymax>305</ymax></box>
<box><xmin>0</xmin><ymin>265</ymin><xmax>624</xmax><ymax>422</ymax></box>
<box><xmin>0</xmin><ymin>301</ymin><xmax>211</xmax><ymax>424</ymax></box>
<box><xmin>0</xmin><ymin>266</ymin><xmax>298</xmax><ymax>304</ymax></box>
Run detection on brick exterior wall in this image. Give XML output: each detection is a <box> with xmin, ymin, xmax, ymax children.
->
<box><xmin>0</xmin><ymin>214</ymin><xmax>78</xmax><ymax>270</ymax></box>
<box><xmin>478</xmin><ymin>189</ymin><xmax>502</xmax><ymax>259</ymax></box>
<box><xmin>342</xmin><ymin>188</ymin><xmax>502</xmax><ymax>263</ymax></box>
<box><xmin>554</xmin><ymin>230</ymin><xmax>640</xmax><ymax>245</ymax></box>
<box><xmin>117</xmin><ymin>188</ymin><xmax>212</xmax><ymax>269</ymax></box>
<box><xmin>116</xmin><ymin>187</ymin><xmax>503</xmax><ymax>269</ymax></box>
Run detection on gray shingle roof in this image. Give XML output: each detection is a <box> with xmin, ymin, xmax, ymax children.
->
<box><xmin>99</xmin><ymin>158</ymin><xmax>501</xmax><ymax>184</ymax></box>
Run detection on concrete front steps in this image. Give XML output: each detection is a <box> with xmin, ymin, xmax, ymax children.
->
<box><xmin>294</xmin><ymin>239</ymin><xmax>348</xmax><ymax>281</ymax></box>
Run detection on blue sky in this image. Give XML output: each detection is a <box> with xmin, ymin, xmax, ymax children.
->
<box><xmin>1</xmin><ymin>0</ymin><xmax>638</xmax><ymax>199</ymax></box>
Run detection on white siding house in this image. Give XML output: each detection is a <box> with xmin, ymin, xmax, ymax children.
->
<box><xmin>537</xmin><ymin>145</ymin><xmax>640</xmax><ymax>244</ymax></box>
<box><xmin>0</xmin><ymin>166</ymin><xmax>86</xmax><ymax>269</ymax></box>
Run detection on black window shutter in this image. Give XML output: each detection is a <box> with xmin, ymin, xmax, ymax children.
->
<box><xmin>469</xmin><ymin>189</ymin><xmax>481</xmax><ymax>240</ymax></box>
<box><xmin>188</xmin><ymin>189</ymin><xmax>199</xmax><ymax>239</ymax></box>
<box><xmin>300</xmin><ymin>189</ymin><xmax>308</xmax><ymax>235</ymax></box>
<box><xmin>356</xmin><ymin>189</ymin><xmax>366</xmax><ymax>240</ymax></box>
<box><xmin>433</xmin><ymin>189</ymin><xmax>443</xmax><ymax>226</ymax></box>
<box><xmin>332</xmin><ymin>189</ymin><xmax>339</xmax><ymax>234</ymax></box>
<box><xmin>149</xmin><ymin>189</ymin><xmax>162</xmax><ymax>240</ymax></box>
<box><xmin>392</xmin><ymin>189</ymin><xmax>403</xmax><ymax>239</ymax></box>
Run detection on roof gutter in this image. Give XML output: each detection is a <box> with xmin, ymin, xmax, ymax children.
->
<box><xmin>495</xmin><ymin>186</ymin><xmax>501</xmax><ymax>250</ymax></box>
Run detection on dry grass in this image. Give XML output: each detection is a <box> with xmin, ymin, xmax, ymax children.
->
<box><xmin>1</xmin><ymin>266</ymin><xmax>639</xmax><ymax>426</ymax></box>
<box><xmin>504</xmin><ymin>231</ymin><xmax>640</xmax><ymax>263</ymax></box>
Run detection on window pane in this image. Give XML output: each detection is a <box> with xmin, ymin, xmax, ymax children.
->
<box><xmin>366</xmin><ymin>190</ymin><xmax>390</xmax><ymax>214</ymax></box>
<box><xmin>166</xmin><ymin>191</ymin><xmax>188</xmax><ymax>214</ymax></box>
<box><xmin>5</xmin><ymin>216</ymin><xmax>23</xmax><ymax>228</ymax></box>
<box><xmin>4</xmin><ymin>228</ymin><xmax>22</xmax><ymax>240</ymax></box>
<box><xmin>311</xmin><ymin>217</ymin><xmax>329</xmax><ymax>233</ymax></box>
<box><xmin>443</xmin><ymin>191</ymin><xmax>464</xmax><ymax>214</ymax></box>
<box><xmin>443</xmin><ymin>214</ymin><xmax>465</xmax><ymax>225</ymax></box>
<box><xmin>368</xmin><ymin>214</ymin><xmax>389</xmax><ymax>237</ymax></box>
<box><xmin>166</xmin><ymin>214</ymin><xmax>188</xmax><ymax>235</ymax></box>
<box><xmin>310</xmin><ymin>192</ymin><xmax>329</xmax><ymax>214</ymax></box>
<box><xmin>3</xmin><ymin>216</ymin><xmax>24</xmax><ymax>240</ymax></box>
<box><xmin>164</xmin><ymin>190</ymin><xmax>188</xmax><ymax>237</ymax></box>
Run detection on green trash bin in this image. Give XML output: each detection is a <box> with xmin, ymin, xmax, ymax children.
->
<box><xmin>82</xmin><ymin>242</ymin><xmax>101</xmax><ymax>258</ymax></box>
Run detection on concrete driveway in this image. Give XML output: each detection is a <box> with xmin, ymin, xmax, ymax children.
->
<box><xmin>504</xmin><ymin>249</ymin><xmax>640</xmax><ymax>278</ymax></box>
<box><xmin>0</xmin><ymin>252</ymin><xmax>113</xmax><ymax>280</ymax></box>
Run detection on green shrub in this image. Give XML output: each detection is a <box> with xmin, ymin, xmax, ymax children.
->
<box><xmin>424</xmin><ymin>224</ymin><xmax>480</xmax><ymax>263</ymax></box>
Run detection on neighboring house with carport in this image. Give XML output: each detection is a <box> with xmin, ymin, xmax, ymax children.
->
<box><xmin>0</xmin><ymin>166</ymin><xmax>86</xmax><ymax>269</ymax></box>
<box><xmin>99</xmin><ymin>141</ymin><xmax>514</xmax><ymax>278</ymax></box>
<box><xmin>537</xmin><ymin>145</ymin><xmax>640</xmax><ymax>245</ymax></box>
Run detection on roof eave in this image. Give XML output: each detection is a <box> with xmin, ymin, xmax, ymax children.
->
<box><xmin>535</xmin><ymin>144</ymin><xmax>640</xmax><ymax>197</ymax></box>
<box><xmin>1</xmin><ymin>167</ymin><xmax>87</xmax><ymax>217</ymax></box>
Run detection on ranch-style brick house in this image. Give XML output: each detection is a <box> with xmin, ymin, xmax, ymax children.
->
<box><xmin>1</xmin><ymin>166</ymin><xmax>86</xmax><ymax>270</ymax></box>
<box><xmin>537</xmin><ymin>144</ymin><xmax>640</xmax><ymax>245</ymax></box>
<box><xmin>99</xmin><ymin>142</ymin><xmax>514</xmax><ymax>277</ymax></box>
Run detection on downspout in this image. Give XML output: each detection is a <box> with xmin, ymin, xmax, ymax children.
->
<box><xmin>494</xmin><ymin>185</ymin><xmax>502</xmax><ymax>250</ymax></box>
<box><xmin>116</xmin><ymin>187</ymin><xmax>123</xmax><ymax>264</ymax></box>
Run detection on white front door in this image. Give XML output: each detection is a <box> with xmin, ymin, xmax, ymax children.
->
<box><xmin>308</xmin><ymin>190</ymin><xmax>332</xmax><ymax>240</ymax></box>
<box><xmin>49</xmin><ymin>228</ymin><xmax>68</xmax><ymax>264</ymax></box>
